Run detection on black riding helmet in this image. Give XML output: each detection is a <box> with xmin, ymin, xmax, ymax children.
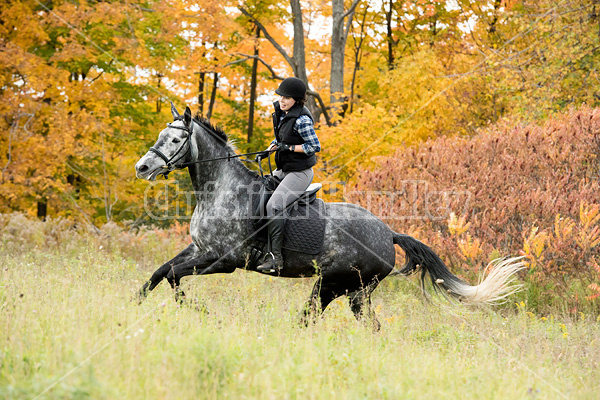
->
<box><xmin>275</xmin><ymin>77</ymin><xmax>306</xmax><ymax>100</ymax></box>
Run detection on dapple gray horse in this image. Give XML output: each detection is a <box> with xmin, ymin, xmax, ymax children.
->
<box><xmin>134</xmin><ymin>104</ymin><xmax>524</xmax><ymax>327</ymax></box>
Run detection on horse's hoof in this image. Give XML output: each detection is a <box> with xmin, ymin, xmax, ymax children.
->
<box><xmin>133</xmin><ymin>291</ymin><xmax>146</xmax><ymax>305</ymax></box>
<box><xmin>372</xmin><ymin>319</ymin><xmax>381</xmax><ymax>332</ymax></box>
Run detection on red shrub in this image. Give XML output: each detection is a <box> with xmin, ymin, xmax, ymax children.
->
<box><xmin>349</xmin><ymin>106</ymin><xmax>600</xmax><ymax>303</ymax></box>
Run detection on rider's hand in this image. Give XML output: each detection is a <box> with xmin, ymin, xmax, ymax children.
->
<box><xmin>279</xmin><ymin>142</ymin><xmax>293</xmax><ymax>152</ymax></box>
<box><xmin>254</xmin><ymin>150</ymin><xmax>271</xmax><ymax>162</ymax></box>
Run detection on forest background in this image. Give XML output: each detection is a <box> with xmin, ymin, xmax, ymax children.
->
<box><xmin>2</xmin><ymin>0</ymin><xmax>600</xmax><ymax>315</ymax></box>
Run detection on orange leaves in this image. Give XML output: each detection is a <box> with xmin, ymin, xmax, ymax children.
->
<box><xmin>351</xmin><ymin>105</ymin><xmax>600</xmax><ymax>309</ymax></box>
<box><xmin>553</xmin><ymin>215</ymin><xmax>575</xmax><ymax>244</ymax></box>
<box><xmin>446</xmin><ymin>212</ymin><xmax>483</xmax><ymax>265</ymax></box>
<box><xmin>448</xmin><ymin>212</ymin><xmax>470</xmax><ymax>236</ymax></box>
<box><xmin>576</xmin><ymin>203</ymin><xmax>600</xmax><ymax>253</ymax></box>
<box><xmin>522</xmin><ymin>226</ymin><xmax>548</xmax><ymax>271</ymax></box>
<box><xmin>587</xmin><ymin>258</ymin><xmax>600</xmax><ymax>301</ymax></box>
<box><xmin>457</xmin><ymin>234</ymin><xmax>483</xmax><ymax>265</ymax></box>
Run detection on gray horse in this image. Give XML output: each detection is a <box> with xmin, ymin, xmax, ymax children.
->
<box><xmin>134</xmin><ymin>104</ymin><xmax>524</xmax><ymax>327</ymax></box>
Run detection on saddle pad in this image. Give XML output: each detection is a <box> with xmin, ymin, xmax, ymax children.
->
<box><xmin>248</xmin><ymin>198</ymin><xmax>327</xmax><ymax>255</ymax></box>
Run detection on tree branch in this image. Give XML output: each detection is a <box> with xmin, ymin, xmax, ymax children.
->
<box><xmin>136</xmin><ymin>6</ymin><xmax>155</xmax><ymax>12</ymax></box>
<box><xmin>342</xmin><ymin>0</ymin><xmax>361</xmax><ymax>38</ymax></box>
<box><xmin>228</xmin><ymin>52</ymin><xmax>331</xmax><ymax>126</ymax></box>
<box><xmin>308</xmin><ymin>89</ymin><xmax>332</xmax><ymax>127</ymax></box>
<box><xmin>232</xmin><ymin>53</ymin><xmax>285</xmax><ymax>80</ymax></box>
<box><xmin>238</xmin><ymin>6</ymin><xmax>297</xmax><ymax>75</ymax></box>
<box><xmin>332</xmin><ymin>0</ymin><xmax>360</xmax><ymax>34</ymax></box>
<box><xmin>341</xmin><ymin>0</ymin><xmax>361</xmax><ymax>21</ymax></box>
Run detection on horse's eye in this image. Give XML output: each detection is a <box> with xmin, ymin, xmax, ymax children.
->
<box><xmin>172</xmin><ymin>138</ymin><xmax>181</xmax><ymax>144</ymax></box>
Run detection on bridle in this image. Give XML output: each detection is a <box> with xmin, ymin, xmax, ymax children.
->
<box><xmin>148</xmin><ymin>117</ymin><xmax>274</xmax><ymax>179</ymax></box>
<box><xmin>148</xmin><ymin>118</ymin><xmax>194</xmax><ymax>178</ymax></box>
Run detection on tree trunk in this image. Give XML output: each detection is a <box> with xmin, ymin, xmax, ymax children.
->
<box><xmin>330</xmin><ymin>0</ymin><xmax>360</xmax><ymax>121</ymax></box>
<box><xmin>239</xmin><ymin>2</ymin><xmax>330</xmax><ymax>125</ymax></box>
<box><xmin>386</xmin><ymin>0</ymin><xmax>394</xmax><ymax>69</ymax></box>
<box><xmin>350</xmin><ymin>6</ymin><xmax>368</xmax><ymax>114</ymax></box>
<box><xmin>289</xmin><ymin>0</ymin><xmax>321</xmax><ymax>120</ymax></box>
<box><xmin>37</xmin><ymin>198</ymin><xmax>47</xmax><ymax>220</ymax></box>
<box><xmin>207</xmin><ymin>72</ymin><xmax>219</xmax><ymax>121</ymax></box>
<box><xmin>198</xmin><ymin>71</ymin><xmax>205</xmax><ymax>116</ymax></box>
<box><xmin>488</xmin><ymin>0</ymin><xmax>502</xmax><ymax>34</ymax></box>
<box><xmin>156</xmin><ymin>73</ymin><xmax>163</xmax><ymax>113</ymax></box>
<box><xmin>248</xmin><ymin>26</ymin><xmax>260</xmax><ymax>143</ymax></box>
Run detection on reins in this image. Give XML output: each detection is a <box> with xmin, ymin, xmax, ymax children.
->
<box><xmin>155</xmin><ymin>117</ymin><xmax>275</xmax><ymax>178</ymax></box>
<box><xmin>178</xmin><ymin>149</ymin><xmax>272</xmax><ymax>167</ymax></box>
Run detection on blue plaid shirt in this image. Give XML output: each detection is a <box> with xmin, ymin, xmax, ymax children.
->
<box><xmin>271</xmin><ymin>114</ymin><xmax>321</xmax><ymax>156</ymax></box>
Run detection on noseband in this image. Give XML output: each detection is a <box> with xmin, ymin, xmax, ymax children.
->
<box><xmin>149</xmin><ymin>119</ymin><xmax>191</xmax><ymax>177</ymax></box>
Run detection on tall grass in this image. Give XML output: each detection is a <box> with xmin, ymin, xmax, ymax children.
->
<box><xmin>1</xmin><ymin>214</ymin><xmax>599</xmax><ymax>399</ymax></box>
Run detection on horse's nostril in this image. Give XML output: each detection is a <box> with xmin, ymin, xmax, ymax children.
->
<box><xmin>138</xmin><ymin>164</ymin><xmax>149</xmax><ymax>173</ymax></box>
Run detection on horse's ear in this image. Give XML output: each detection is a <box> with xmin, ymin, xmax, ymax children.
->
<box><xmin>184</xmin><ymin>107</ymin><xmax>192</xmax><ymax>129</ymax></box>
<box><xmin>170</xmin><ymin>102</ymin><xmax>180</xmax><ymax>119</ymax></box>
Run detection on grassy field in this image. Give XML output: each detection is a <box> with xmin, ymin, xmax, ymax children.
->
<box><xmin>1</xmin><ymin>229</ymin><xmax>599</xmax><ymax>399</ymax></box>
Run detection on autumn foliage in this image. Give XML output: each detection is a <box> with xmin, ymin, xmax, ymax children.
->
<box><xmin>349</xmin><ymin>106</ymin><xmax>600</xmax><ymax>313</ymax></box>
<box><xmin>3</xmin><ymin>1</ymin><xmax>600</xmax><ymax>313</ymax></box>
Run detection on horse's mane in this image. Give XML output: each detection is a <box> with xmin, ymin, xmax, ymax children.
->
<box><xmin>192</xmin><ymin>115</ymin><xmax>229</xmax><ymax>146</ymax></box>
<box><xmin>192</xmin><ymin>113</ymin><xmax>260</xmax><ymax>178</ymax></box>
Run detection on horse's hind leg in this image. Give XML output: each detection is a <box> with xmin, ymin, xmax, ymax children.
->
<box><xmin>299</xmin><ymin>277</ymin><xmax>337</xmax><ymax>326</ymax></box>
<box><xmin>348</xmin><ymin>280</ymin><xmax>381</xmax><ymax>331</ymax></box>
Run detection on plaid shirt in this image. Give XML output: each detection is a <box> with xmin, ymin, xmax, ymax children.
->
<box><xmin>271</xmin><ymin>114</ymin><xmax>321</xmax><ymax>156</ymax></box>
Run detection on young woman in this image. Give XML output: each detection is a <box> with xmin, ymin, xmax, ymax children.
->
<box><xmin>257</xmin><ymin>77</ymin><xmax>321</xmax><ymax>272</ymax></box>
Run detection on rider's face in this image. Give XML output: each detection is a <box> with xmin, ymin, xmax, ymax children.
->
<box><xmin>279</xmin><ymin>96</ymin><xmax>296</xmax><ymax>111</ymax></box>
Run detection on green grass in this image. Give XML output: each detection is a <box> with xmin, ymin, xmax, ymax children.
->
<box><xmin>1</xmin><ymin>237</ymin><xmax>599</xmax><ymax>399</ymax></box>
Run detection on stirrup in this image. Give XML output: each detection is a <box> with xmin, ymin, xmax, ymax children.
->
<box><xmin>257</xmin><ymin>252</ymin><xmax>283</xmax><ymax>272</ymax></box>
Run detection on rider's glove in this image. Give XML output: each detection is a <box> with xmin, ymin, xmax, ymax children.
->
<box><xmin>279</xmin><ymin>142</ymin><xmax>293</xmax><ymax>152</ymax></box>
<box><xmin>254</xmin><ymin>150</ymin><xmax>271</xmax><ymax>162</ymax></box>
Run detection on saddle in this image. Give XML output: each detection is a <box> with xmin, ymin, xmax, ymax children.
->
<box><xmin>248</xmin><ymin>177</ymin><xmax>327</xmax><ymax>256</ymax></box>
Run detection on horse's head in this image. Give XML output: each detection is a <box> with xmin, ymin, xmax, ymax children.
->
<box><xmin>135</xmin><ymin>103</ymin><xmax>195</xmax><ymax>181</ymax></box>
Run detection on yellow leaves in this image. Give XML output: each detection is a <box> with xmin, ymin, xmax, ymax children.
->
<box><xmin>576</xmin><ymin>203</ymin><xmax>600</xmax><ymax>252</ymax></box>
<box><xmin>560</xmin><ymin>323</ymin><xmax>568</xmax><ymax>339</ymax></box>
<box><xmin>522</xmin><ymin>226</ymin><xmax>548</xmax><ymax>269</ymax></box>
<box><xmin>553</xmin><ymin>214</ymin><xmax>574</xmax><ymax>241</ymax></box>
<box><xmin>540</xmin><ymin>202</ymin><xmax>600</xmax><ymax>257</ymax></box>
<box><xmin>521</xmin><ymin>202</ymin><xmax>600</xmax><ymax>302</ymax></box>
<box><xmin>445</xmin><ymin>212</ymin><xmax>483</xmax><ymax>263</ymax></box>
<box><xmin>579</xmin><ymin>203</ymin><xmax>600</xmax><ymax>227</ymax></box>
<box><xmin>448</xmin><ymin>212</ymin><xmax>469</xmax><ymax>236</ymax></box>
<box><xmin>587</xmin><ymin>257</ymin><xmax>600</xmax><ymax>300</ymax></box>
<box><xmin>447</xmin><ymin>212</ymin><xmax>482</xmax><ymax>261</ymax></box>
<box><xmin>515</xmin><ymin>300</ymin><xmax>526</xmax><ymax>311</ymax></box>
<box><xmin>317</xmin><ymin>103</ymin><xmax>398</xmax><ymax>182</ymax></box>
<box><xmin>1</xmin><ymin>2</ymin><xmax>50</xmax><ymax>46</ymax></box>
<box><xmin>457</xmin><ymin>234</ymin><xmax>483</xmax><ymax>262</ymax></box>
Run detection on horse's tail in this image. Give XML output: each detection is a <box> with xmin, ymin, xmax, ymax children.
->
<box><xmin>392</xmin><ymin>232</ymin><xmax>525</xmax><ymax>304</ymax></box>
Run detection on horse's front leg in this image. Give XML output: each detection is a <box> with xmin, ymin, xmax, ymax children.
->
<box><xmin>167</xmin><ymin>255</ymin><xmax>237</xmax><ymax>304</ymax></box>
<box><xmin>136</xmin><ymin>243</ymin><xmax>209</xmax><ymax>303</ymax></box>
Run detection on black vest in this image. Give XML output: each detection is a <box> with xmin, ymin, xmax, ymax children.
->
<box><xmin>272</xmin><ymin>102</ymin><xmax>317</xmax><ymax>172</ymax></box>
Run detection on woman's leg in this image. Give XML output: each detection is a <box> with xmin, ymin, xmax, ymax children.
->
<box><xmin>266</xmin><ymin>168</ymin><xmax>314</xmax><ymax>217</ymax></box>
<box><xmin>258</xmin><ymin>168</ymin><xmax>314</xmax><ymax>272</ymax></box>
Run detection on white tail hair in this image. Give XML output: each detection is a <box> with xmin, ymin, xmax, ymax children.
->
<box><xmin>445</xmin><ymin>257</ymin><xmax>526</xmax><ymax>304</ymax></box>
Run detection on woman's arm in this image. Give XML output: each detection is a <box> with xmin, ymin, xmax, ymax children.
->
<box><xmin>294</xmin><ymin>115</ymin><xmax>321</xmax><ymax>155</ymax></box>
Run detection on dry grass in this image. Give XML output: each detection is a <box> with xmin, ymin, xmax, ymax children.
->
<box><xmin>1</xmin><ymin>216</ymin><xmax>599</xmax><ymax>399</ymax></box>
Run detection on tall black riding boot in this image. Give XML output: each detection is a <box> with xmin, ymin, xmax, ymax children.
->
<box><xmin>257</xmin><ymin>217</ymin><xmax>286</xmax><ymax>272</ymax></box>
